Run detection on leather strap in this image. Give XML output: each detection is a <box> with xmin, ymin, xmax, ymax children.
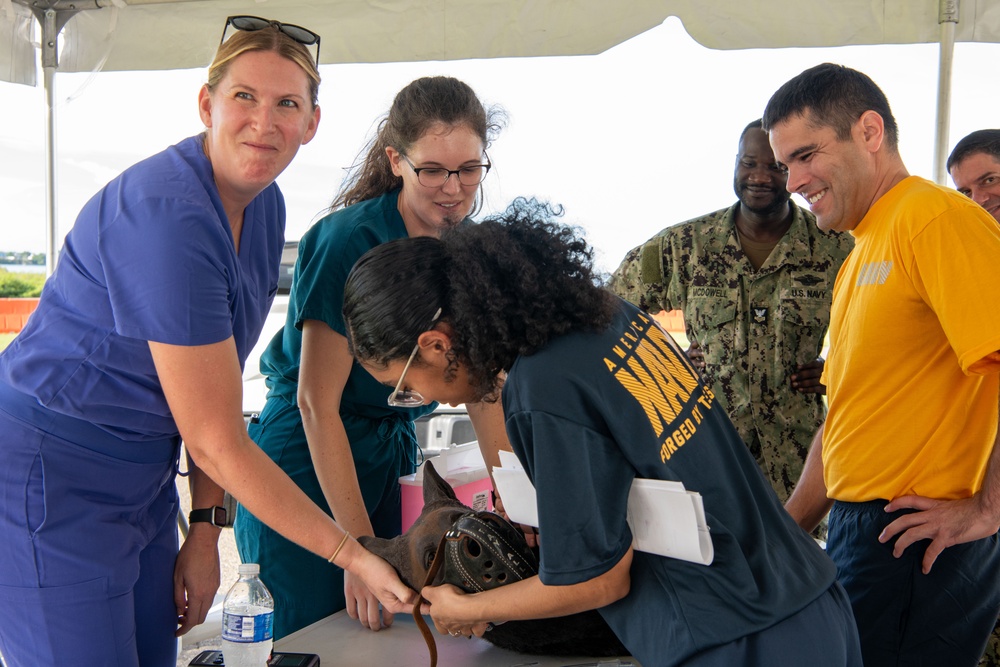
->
<box><xmin>414</xmin><ymin>536</ymin><xmax>449</xmax><ymax>667</ymax></box>
<box><xmin>413</xmin><ymin>511</ymin><xmax>538</xmax><ymax>667</ymax></box>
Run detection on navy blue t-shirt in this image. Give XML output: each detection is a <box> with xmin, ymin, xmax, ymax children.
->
<box><xmin>503</xmin><ymin>298</ymin><xmax>835</xmax><ymax>666</ymax></box>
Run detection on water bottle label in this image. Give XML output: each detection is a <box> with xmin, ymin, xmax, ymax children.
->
<box><xmin>222</xmin><ymin>611</ymin><xmax>274</xmax><ymax>643</ymax></box>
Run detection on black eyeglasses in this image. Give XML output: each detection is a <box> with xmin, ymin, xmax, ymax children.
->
<box><xmin>220</xmin><ymin>16</ymin><xmax>321</xmax><ymax>65</ymax></box>
<box><xmin>388</xmin><ymin>308</ymin><xmax>443</xmax><ymax>408</ymax></box>
<box><xmin>401</xmin><ymin>154</ymin><xmax>492</xmax><ymax>188</ymax></box>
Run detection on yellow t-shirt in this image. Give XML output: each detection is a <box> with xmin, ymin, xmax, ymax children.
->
<box><xmin>823</xmin><ymin>176</ymin><xmax>1000</xmax><ymax>502</ymax></box>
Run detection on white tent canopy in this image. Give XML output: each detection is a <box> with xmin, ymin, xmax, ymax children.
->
<box><xmin>4</xmin><ymin>0</ymin><xmax>1000</xmax><ymax>80</ymax></box>
<box><xmin>3</xmin><ymin>0</ymin><xmax>999</xmax><ymax>270</ymax></box>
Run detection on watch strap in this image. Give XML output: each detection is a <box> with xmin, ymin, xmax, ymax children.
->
<box><xmin>188</xmin><ymin>506</ymin><xmax>227</xmax><ymax>528</ymax></box>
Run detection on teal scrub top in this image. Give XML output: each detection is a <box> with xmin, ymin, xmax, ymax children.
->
<box><xmin>259</xmin><ymin>189</ymin><xmax>435</xmax><ymax>422</ymax></box>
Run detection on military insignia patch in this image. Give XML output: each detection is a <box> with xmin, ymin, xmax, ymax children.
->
<box><xmin>753</xmin><ymin>307</ymin><xmax>768</xmax><ymax>323</ymax></box>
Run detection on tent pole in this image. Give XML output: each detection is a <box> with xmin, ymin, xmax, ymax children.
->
<box><xmin>30</xmin><ymin>4</ymin><xmax>79</xmax><ymax>276</ymax></box>
<box><xmin>43</xmin><ymin>35</ymin><xmax>57</xmax><ymax>276</ymax></box>
<box><xmin>933</xmin><ymin>0</ymin><xmax>959</xmax><ymax>185</ymax></box>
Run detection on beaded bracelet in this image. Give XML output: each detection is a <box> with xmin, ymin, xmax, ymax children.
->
<box><xmin>327</xmin><ymin>531</ymin><xmax>351</xmax><ymax>565</ymax></box>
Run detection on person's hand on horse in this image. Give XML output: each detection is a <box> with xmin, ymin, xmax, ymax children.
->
<box><xmin>345</xmin><ymin>548</ymin><xmax>421</xmax><ymax>626</ymax></box>
<box><xmin>423</xmin><ymin>583</ymin><xmax>493</xmax><ymax>638</ymax></box>
<box><xmin>344</xmin><ymin>569</ymin><xmax>395</xmax><ymax>631</ymax></box>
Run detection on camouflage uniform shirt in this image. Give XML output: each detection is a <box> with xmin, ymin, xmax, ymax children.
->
<box><xmin>610</xmin><ymin>202</ymin><xmax>854</xmax><ymax>502</ymax></box>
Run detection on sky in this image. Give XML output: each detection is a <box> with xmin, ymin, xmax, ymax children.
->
<box><xmin>2</xmin><ymin>17</ymin><xmax>1000</xmax><ymax>274</ymax></box>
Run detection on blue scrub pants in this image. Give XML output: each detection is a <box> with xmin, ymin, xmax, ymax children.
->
<box><xmin>0</xmin><ymin>386</ymin><xmax>180</xmax><ymax>667</ymax></box>
<box><xmin>828</xmin><ymin>499</ymin><xmax>1000</xmax><ymax>667</ymax></box>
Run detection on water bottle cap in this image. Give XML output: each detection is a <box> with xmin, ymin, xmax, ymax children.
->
<box><xmin>238</xmin><ymin>563</ymin><xmax>260</xmax><ymax>576</ymax></box>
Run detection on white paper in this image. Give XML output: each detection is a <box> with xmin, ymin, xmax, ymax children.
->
<box><xmin>626</xmin><ymin>478</ymin><xmax>713</xmax><ymax>565</ymax></box>
<box><xmin>497</xmin><ymin>449</ymin><xmax>523</xmax><ymax>470</ymax></box>
<box><xmin>491</xmin><ymin>467</ymin><xmax>539</xmax><ymax>527</ymax></box>
<box><xmin>491</xmin><ymin>467</ymin><xmax>713</xmax><ymax>566</ymax></box>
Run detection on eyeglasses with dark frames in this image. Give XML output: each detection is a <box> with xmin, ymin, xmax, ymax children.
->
<box><xmin>401</xmin><ymin>154</ymin><xmax>492</xmax><ymax>188</ymax></box>
<box><xmin>220</xmin><ymin>15</ymin><xmax>321</xmax><ymax>65</ymax></box>
<box><xmin>388</xmin><ymin>308</ymin><xmax>443</xmax><ymax>408</ymax></box>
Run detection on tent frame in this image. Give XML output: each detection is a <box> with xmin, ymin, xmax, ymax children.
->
<box><xmin>14</xmin><ymin>0</ymin><xmax>967</xmax><ymax>274</ymax></box>
<box><xmin>27</xmin><ymin>2</ymin><xmax>81</xmax><ymax>275</ymax></box>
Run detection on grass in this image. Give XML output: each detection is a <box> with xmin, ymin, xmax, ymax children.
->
<box><xmin>0</xmin><ymin>270</ymin><xmax>45</xmax><ymax>299</ymax></box>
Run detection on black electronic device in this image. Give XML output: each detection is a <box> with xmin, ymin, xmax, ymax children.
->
<box><xmin>189</xmin><ymin>649</ymin><xmax>320</xmax><ymax>667</ymax></box>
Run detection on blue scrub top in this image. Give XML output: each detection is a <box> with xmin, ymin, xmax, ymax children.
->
<box><xmin>0</xmin><ymin>135</ymin><xmax>285</xmax><ymax>441</ymax></box>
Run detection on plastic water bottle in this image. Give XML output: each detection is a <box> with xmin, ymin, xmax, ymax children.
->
<box><xmin>221</xmin><ymin>563</ymin><xmax>274</xmax><ymax>667</ymax></box>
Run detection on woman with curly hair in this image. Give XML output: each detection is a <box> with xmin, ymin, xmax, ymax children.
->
<box><xmin>342</xmin><ymin>198</ymin><xmax>863</xmax><ymax>667</ymax></box>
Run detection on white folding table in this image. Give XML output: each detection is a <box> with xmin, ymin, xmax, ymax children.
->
<box><xmin>277</xmin><ymin>610</ymin><xmax>639</xmax><ymax>667</ymax></box>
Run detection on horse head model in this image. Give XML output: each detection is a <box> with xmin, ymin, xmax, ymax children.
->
<box><xmin>359</xmin><ymin>461</ymin><xmax>628</xmax><ymax>665</ymax></box>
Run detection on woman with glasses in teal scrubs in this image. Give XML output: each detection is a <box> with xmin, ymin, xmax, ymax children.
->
<box><xmin>234</xmin><ymin>76</ymin><xmax>511</xmax><ymax>639</ymax></box>
<box><xmin>0</xmin><ymin>19</ymin><xmax>419</xmax><ymax>667</ymax></box>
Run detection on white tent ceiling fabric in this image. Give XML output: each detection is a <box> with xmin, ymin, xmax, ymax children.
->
<box><xmin>680</xmin><ymin>0</ymin><xmax>1000</xmax><ymax>49</ymax></box>
<box><xmin>2</xmin><ymin>0</ymin><xmax>999</xmax><ymax>86</ymax></box>
<box><xmin>2</xmin><ymin>0</ymin><xmax>998</xmax><ymax>271</ymax></box>
<box><xmin>0</xmin><ymin>1</ymin><xmax>36</xmax><ymax>86</ymax></box>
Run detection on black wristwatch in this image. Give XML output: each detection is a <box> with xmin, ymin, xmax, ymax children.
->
<box><xmin>188</xmin><ymin>506</ymin><xmax>227</xmax><ymax>528</ymax></box>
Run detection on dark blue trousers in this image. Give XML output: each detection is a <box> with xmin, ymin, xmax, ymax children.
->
<box><xmin>828</xmin><ymin>500</ymin><xmax>1000</xmax><ymax>667</ymax></box>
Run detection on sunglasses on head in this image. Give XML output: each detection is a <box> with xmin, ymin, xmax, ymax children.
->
<box><xmin>220</xmin><ymin>15</ymin><xmax>321</xmax><ymax>65</ymax></box>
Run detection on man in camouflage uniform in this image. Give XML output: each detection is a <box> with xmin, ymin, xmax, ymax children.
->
<box><xmin>611</xmin><ymin>119</ymin><xmax>853</xmax><ymax>507</ymax></box>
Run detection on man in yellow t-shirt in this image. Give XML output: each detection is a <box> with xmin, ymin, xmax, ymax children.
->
<box><xmin>765</xmin><ymin>63</ymin><xmax>1000</xmax><ymax>667</ymax></box>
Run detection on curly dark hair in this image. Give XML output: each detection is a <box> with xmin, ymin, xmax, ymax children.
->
<box><xmin>343</xmin><ymin>198</ymin><xmax>618</xmax><ymax>401</ymax></box>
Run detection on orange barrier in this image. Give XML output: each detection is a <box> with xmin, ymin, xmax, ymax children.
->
<box><xmin>0</xmin><ymin>300</ymin><xmax>686</xmax><ymax>338</ymax></box>
<box><xmin>652</xmin><ymin>309</ymin><xmax>685</xmax><ymax>335</ymax></box>
<box><xmin>0</xmin><ymin>298</ymin><xmax>40</xmax><ymax>333</ymax></box>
